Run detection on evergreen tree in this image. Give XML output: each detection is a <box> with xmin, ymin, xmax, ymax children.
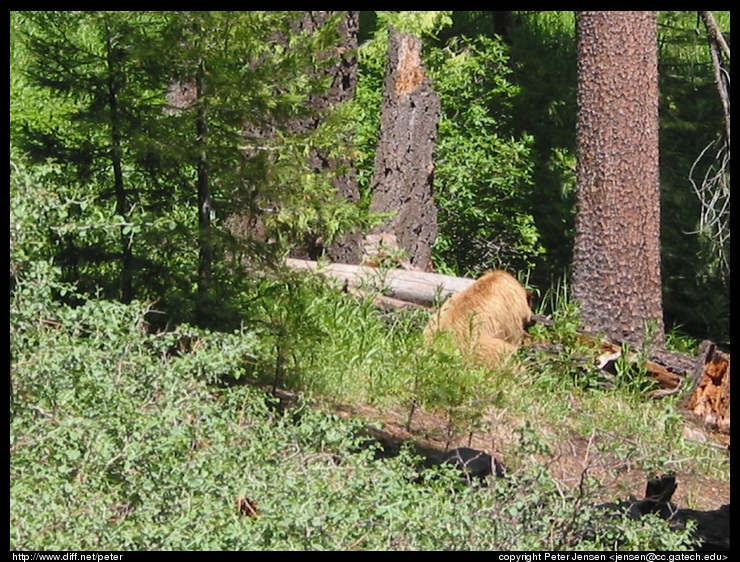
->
<box><xmin>160</xmin><ymin>11</ymin><xmax>363</xmax><ymax>325</ymax></box>
<box><xmin>14</xmin><ymin>11</ymin><xmax>365</xmax><ymax>326</ymax></box>
<box><xmin>15</xmin><ymin>11</ymin><xmax>168</xmax><ymax>303</ymax></box>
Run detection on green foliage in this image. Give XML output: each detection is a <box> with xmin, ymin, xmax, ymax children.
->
<box><xmin>355</xmin><ymin>16</ymin><xmax>541</xmax><ymax>277</ymax></box>
<box><xmin>161</xmin><ymin>10</ymin><xmax>364</xmax><ymax>252</ymax></box>
<box><xmin>10</xmin><ymin>151</ymin><xmax>90</xmax><ymax>313</ymax></box>
<box><xmin>12</xmin><ymin>11</ymin><xmax>367</xmax><ymax>325</ymax></box>
<box><xmin>11</xmin><ymin>198</ymin><xmax>723</xmax><ymax>550</ymax></box>
<box><xmin>12</xmin><ymin>11</ymin><xmax>197</xmax><ymax>305</ymax></box>
<box><xmin>234</xmin><ymin>273</ymin><xmax>428</xmax><ymax>406</ymax></box>
<box><xmin>506</xmin><ymin>11</ymin><xmax>579</xmax><ymax>288</ymax></box>
<box><xmin>529</xmin><ymin>282</ymin><xmax>688</xmax><ymax>398</ymax></box>
<box><xmin>664</xmin><ymin>328</ymin><xmax>703</xmax><ymax>355</ymax></box>
<box><xmin>9</xmin><ymin>288</ymin><xmax>702</xmax><ymax>550</ymax></box>
<box><xmin>656</xmin><ymin>11</ymin><xmax>730</xmax><ymax>346</ymax></box>
<box><xmin>610</xmin><ymin>344</ymin><xmax>654</xmax><ymax>397</ymax></box>
<box><xmin>429</xmin><ymin>36</ymin><xmax>541</xmax><ymax>275</ymax></box>
<box><xmin>237</xmin><ymin>272</ymin><xmax>503</xmax><ymax>441</ymax></box>
<box><xmin>361</xmin><ymin>11</ymin><xmax>454</xmax><ymax>57</ymax></box>
<box><xmin>12</xmin><ymin>10</ymin><xmax>730</xmax><ymax>344</ymax></box>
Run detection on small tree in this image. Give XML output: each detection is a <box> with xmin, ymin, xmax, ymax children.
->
<box><xmin>15</xmin><ymin>11</ymin><xmax>369</xmax><ymax>326</ymax></box>
<box><xmin>15</xmin><ymin>11</ymin><xmax>166</xmax><ymax>303</ymax></box>
<box><xmin>162</xmin><ymin>11</ymin><xmax>365</xmax><ymax>325</ymax></box>
<box><xmin>286</xmin><ymin>11</ymin><xmax>365</xmax><ymax>265</ymax></box>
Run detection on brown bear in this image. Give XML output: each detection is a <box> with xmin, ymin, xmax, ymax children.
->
<box><xmin>424</xmin><ymin>270</ymin><xmax>533</xmax><ymax>368</ymax></box>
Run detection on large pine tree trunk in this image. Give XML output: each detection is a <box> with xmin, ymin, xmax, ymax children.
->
<box><xmin>283</xmin><ymin>12</ymin><xmax>363</xmax><ymax>263</ymax></box>
<box><xmin>572</xmin><ymin>12</ymin><xmax>664</xmax><ymax>347</ymax></box>
<box><xmin>369</xmin><ymin>28</ymin><xmax>441</xmax><ymax>271</ymax></box>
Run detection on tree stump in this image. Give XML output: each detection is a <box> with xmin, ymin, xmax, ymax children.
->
<box><xmin>684</xmin><ymin>342</ymin><xmax>730</xmax><ymax>434</ymax></box>
<box><xmin>368</xmin><ymin>27</ymin><xmax>441</xmax><ymax>271</ymax></box>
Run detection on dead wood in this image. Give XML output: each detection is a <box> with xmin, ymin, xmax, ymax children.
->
<box><xmin>367</xmin><ymin>28</ymin><xmax>441</xmax><ymax>270</ymax></box>
<box><xmin>285</xmin><ymin>258</ymin><xmax>473</xmax><ymax>305</ymax></box>
<box><xmin>684</xmin><ymin>342</ymin><xmax>730</xmax><ymax>434</ymax></box>
<box><xmin>285</xmin><ymin>258</ymin><xmax>729</xmax><ymax>434</ymax></box>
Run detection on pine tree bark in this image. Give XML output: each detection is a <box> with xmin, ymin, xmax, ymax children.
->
<box><xmin>572</xmin><ymin>12</ymin><xmax>664</xmax><ymax>347</ymax></box>
<box><xmin>368</xmin><ymin>27</ymin><xmax>441</xmax><ymax>271</ymax></box>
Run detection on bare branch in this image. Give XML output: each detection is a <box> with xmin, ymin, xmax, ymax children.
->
<box><xmin>700</xmin><ymin>11</ymin><xmax>730</xmax><ymax>62</ymax></box>
<box><xmin>689</xmin><ymin>137</ymin><xmax>730</xmax><ymax>270</ymax></box>
<box><xmin>700</xmin><ymin>11</ymin><xmax>730</xmax><ymax>145</ymax></box>
<box><xmin>687</xmin><ymin>12</ymin><xmax>730</xmax><ymax>270</ymax></box>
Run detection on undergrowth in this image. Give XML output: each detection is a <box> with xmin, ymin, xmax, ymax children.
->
<box><xmin>10</xmin><ymin>270</ymin><xmax>725</xmax><ymax>550</ymax></box>
<box><xmin>8</xmin><ymin>299</ymin><xmax>701</xmax><ymax>550</ymax></box>
<box><xmin>10</xmin><ymin>159</ymin><xmax>725</xmax><ymax>550</ymax></box>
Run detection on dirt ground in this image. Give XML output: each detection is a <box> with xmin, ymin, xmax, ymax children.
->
<box><xmin>320</xmin><ymin>395</ymin><xmax>730</xmax><ymax>513</ymax></box>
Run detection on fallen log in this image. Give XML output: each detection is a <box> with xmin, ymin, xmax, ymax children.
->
<box><xmin>286</xmin><ymin>259</ymin><xmax>729</xmax><ymax>433</ymax></box>
<box><xmin>285</xmin><ymin>258</ymin><xmax>473</xmax><ymax>305</ymax></box>
<box><xmin>595</xmin><ymin>343</ymin><xmax>685</xmax><ymax>394</ymax></box>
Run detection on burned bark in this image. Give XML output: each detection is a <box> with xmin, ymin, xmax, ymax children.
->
<box><xmin>287</xmin><ymin>11</ymin><xmax>364</xmax><ymax>264</ymax></box>
<box><xmin>320</xmin><ymin>12</ymin><xmax>364</xmax><ymax>264</ymax></box>
<box><xmin>368</xmin><ymin>27</ymin><xmax>441</xmax><ymax>271</ymax></box>
<box><xmin>226</xmin><ymin>12</ymin><xmax>363</xmax><ymax>265</ymax></box>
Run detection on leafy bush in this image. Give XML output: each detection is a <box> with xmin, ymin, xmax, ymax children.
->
<box><xmin>9</xmin><ymin>296</ymin><xmax>701</xmax><ymax>550</ymax></box>
<box><xmin>429</xmin><ymin>35</ymin><xmax>541</xmax><ymax>275</ymax></box>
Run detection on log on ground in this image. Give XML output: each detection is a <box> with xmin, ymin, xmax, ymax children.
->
<box><xmin>285</xmin><ymin>258</ymin><xmax>473</xmax><ymax>305</ymax></box>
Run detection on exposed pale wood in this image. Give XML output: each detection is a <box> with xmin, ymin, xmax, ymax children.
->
<box><xmin>285</xmin><ymin>258</ymin><xmax>473</xmax><ymax>305</ymax></box>
<box><xmin>685</xmin><ymin>343</ymin><xmax>730</xmax><ymax>434</ymax></box>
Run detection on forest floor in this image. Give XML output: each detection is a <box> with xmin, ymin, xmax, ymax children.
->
<box><xmin>276</xmin><ymin>388</ymin><xmax>730</xmax><ymax>514</ymax></box>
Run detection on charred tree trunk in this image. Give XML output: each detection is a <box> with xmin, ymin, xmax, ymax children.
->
<box><xmin>572</xmin><ymin>12</ymin><xmax>664</xmax><ymax>348</ymax></box>
<box><xmin>490</xmin><ymin>11</ymin><xmax>513</xmax><ymax>43</ymax></box>
<box><xmin>286</xmin><ymin>11</ymin><xmax>363</xmax><ymax>264</ymax></box>
<box><xmin>368</xmin><ymin>27</ymin><xmax>441</xmax><ymax>271</ymax></box>
<box><xmin>318</xmin><ymin>11</ymin><xmax>364</xmax><ymax>264</ymax></box>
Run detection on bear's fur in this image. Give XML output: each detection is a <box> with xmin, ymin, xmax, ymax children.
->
<box><xmin>424</xmin><ymin>270</ymin><xmax>533</xmax><ymax>368</ymax></box>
